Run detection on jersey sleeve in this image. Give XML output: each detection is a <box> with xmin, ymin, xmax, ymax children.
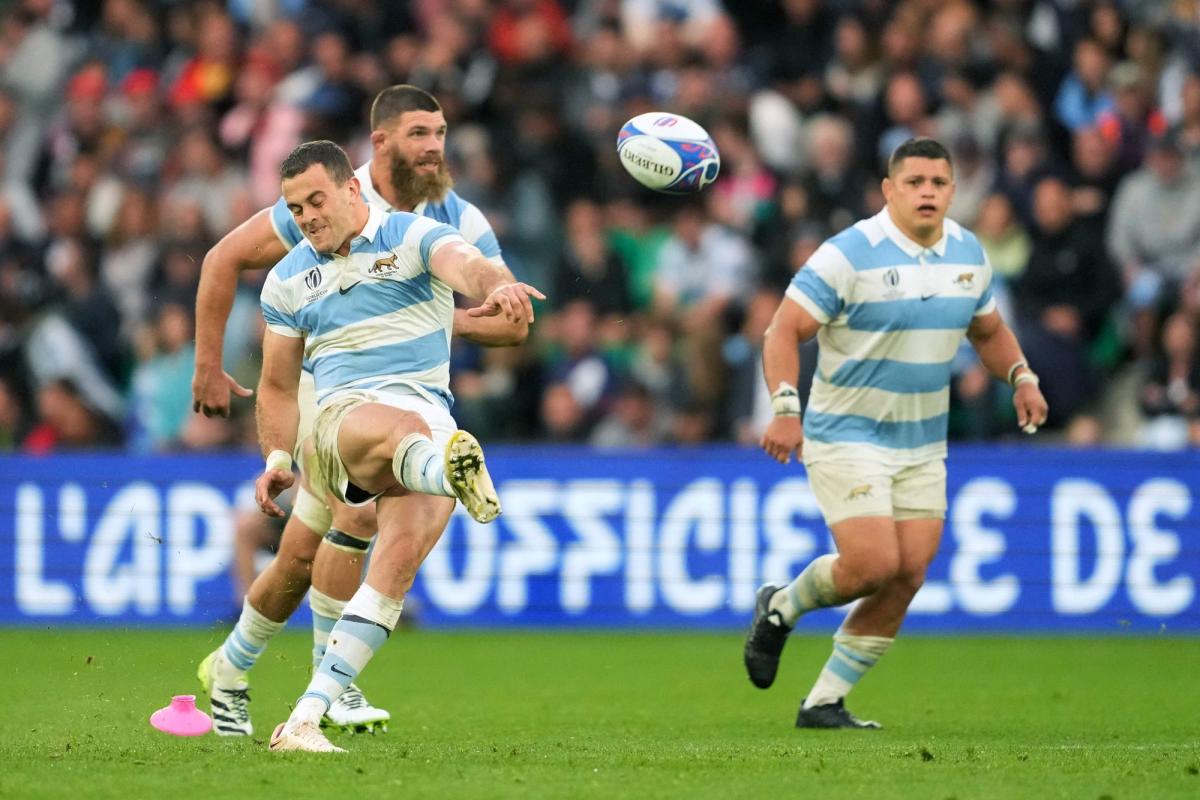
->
<box><xmin>269</xmin><ymin>197</ymin><xmax>304</xmax><ymax>250</ymax></box>
<box><xmin>260</xmin><ymin>270</ymin><xmax>302</xmax><ymax>337</ymax></box>
<box><xmin>404</xmin><ymin>217</ymin><xmax>466</xmax><ymax>272</ymax></box>
<box><xmin>974</xmin><ymin>250</ymin><xmax>997</xmax><ymax>317</ymax></box>
<box><xmin>458</xmin><ymin>202</ymin><xmax>503</xmax><ymax>262</ymax></box>
<box><xmin>785</xmin><ymin>242</ymin><xmax>852</xmax><ymax>324</ymax></box>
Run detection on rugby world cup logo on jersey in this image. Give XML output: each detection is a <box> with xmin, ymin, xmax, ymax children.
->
<box><xmin>883</xmin><ymin>267</ymin><xmax>903</xmax><ymax>299</ymax></box>
<box><xmin>304</xmin><ymin>267</ymin><xmax>322</xmax><ymax>291</ymax></box>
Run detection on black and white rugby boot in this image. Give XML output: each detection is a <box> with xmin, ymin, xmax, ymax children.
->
<box><xmin>795</xmin><ymin>698</ymin><xmax>882</xmax><ymax>730</ymax></box>
<box><xmin>743</xmin><ymin>584</ymin><xmax>792</xmax><ymax>689</ymax></box>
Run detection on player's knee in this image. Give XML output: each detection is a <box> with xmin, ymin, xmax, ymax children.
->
<box><xmin>331</xmin><ymin>502</ymin><xmax>377</xmax><ymax>539</ymax></box>
<box><xmin>893</xmin><ymin>563</ymin><xmax>928</xmax><ymax>596</ymax></box>
<box><xmin>383</xmin><ymin>411</ymin><xmax>433</xmax><ymax>453</ymax></box>
<box><xmin>842</xmin><ymin>552</ymin><xmax>902</xmax><ymax>596</ymax></box>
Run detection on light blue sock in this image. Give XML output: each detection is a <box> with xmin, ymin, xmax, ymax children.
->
<box><xmin>804</xmin><ymin>632</ymin><xmax>894</xmax><ymax>708</ymax></box>
<box><xmin>294</xmin><ymin>585</ymin><xmax>404</xmax><ymax>723</ymax></box>
<box><xmin>392</xmin><ymin>433</ymin><xmax>453</xmax><ymax>496</ymax></box>
<box><xmin>218</xmin><ymin>599</ymin><xmax>285</xmax><ymax>681</ymax></box>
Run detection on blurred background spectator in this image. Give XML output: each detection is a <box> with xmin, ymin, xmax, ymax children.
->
<box><xmin>1</xmin><ymin>0</ymin><xmax>1198</xmax><ymax>451</ymax></box>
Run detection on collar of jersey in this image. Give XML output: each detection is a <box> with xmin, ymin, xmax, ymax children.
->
<box><xmin>303</xmin><ymin>204</ymin><xmax>386</xmax><ymax>261</ymax></box>
<box><xmin>877</xmin><ymin>207</ymin><xmax>951</xmax><ymax>259</ymax></box>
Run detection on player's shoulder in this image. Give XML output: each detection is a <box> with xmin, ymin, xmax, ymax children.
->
<box><xmin>943</xmin><ymin>218</ymin><xmax>987</xmax><ymax>264</ymax></box>
<box><xmin>270</xmin><ymin>241</ymin><xmax>321</xmax><ymax>281</ymax></box>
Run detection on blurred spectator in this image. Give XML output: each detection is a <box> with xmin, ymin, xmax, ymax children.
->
<box><xmin>1107</xmin><ymin>129</ymin><xmax>1200</xmax><ymax>356</ymax></box>
<box><xmin>554</xmin><ymin>197</ymin><xmax>633</xmax><ymax>318</ymax></box>
<box><xmin>541</xmin><ymin>299</ymin><xmax>618</xmax><ymax>439</ymax></box>
<box><xmin>1054</xmin><ymin>38</ymin><xmax>1115</xmax><ymax>132</ymax></box>
<box><xmin>975</xmin><ymin>193</ymin><xmax>1031</xmax><ymax>283</ymax></box>
<box><xmin>128</xmin><ymin>299</ymin><xmax>195</xmax><ymax>451</ymax></box>
<box><xmin>1015</xmin><ymin>176</ymin><xmax>1121</xmax><ymax>440</ymax></box>
<box><xmin>590</xmin><ymin>381</ymin><xmax>667</xmax><ymax>449</ymax></box>
<box><xmin>1068</xmin><ymin>126</ymin><xmax>1122</xmax><ymax>225</ymax></box>
<box><xmin>23</xmin><ymin>378</ymin><xmax>121</xmax><ymax>453</ymax></box>
<box><xmin>0</xmin><ymin>375</ymin><xmax>25</xmax><ymax>450</ymax></box>
<box><xmin>46</xmin><ymin>235</ymin><xmax>126</xmax><ymax>383</ymax></box>
<box><xmin>1138</xmin><ymin>312</ymin><xmax>1200</xmax><ymax>450</ymax></box>
<box><xmin>654</xmin><ymin>201</ymin><xmax>756</xmax><ymax>404</ymax></box>
<box><xmin>1098</xmin><ymin>61</ymin><xmax>1167</xmax><ymax>172</ymax></box>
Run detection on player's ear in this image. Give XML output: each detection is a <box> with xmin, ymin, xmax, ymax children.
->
<box><xmin>369</xmin><ymin>129</ymin><xmax>387</xmax><ymax>149</ymax></box>
<box><xmin>347</xmin><ymin>176</ymin><xmax>361</xmax><ymax>201</ymax></box>
<box><xmin>881</xmin><ymin>176</ymin><xmax>893</xmax><ymax>202</ymax></box>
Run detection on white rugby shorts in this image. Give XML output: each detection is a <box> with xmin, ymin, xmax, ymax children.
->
<box><xmin>308</xmin><ymin>387</ymin><xmax>457</xmax><ymax>507</ymax></box>
<box><xmin>805</xmin><ymin>457</ymin><xmax>947</xmax><ymax>526</ymax></box>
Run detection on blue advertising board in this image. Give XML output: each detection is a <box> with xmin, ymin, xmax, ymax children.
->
<box><xmin>1</xmin><ymin>447</ymin><xmax>1197</xmax><ymax>631</ymax></box>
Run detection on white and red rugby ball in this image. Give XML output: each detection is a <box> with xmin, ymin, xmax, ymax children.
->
<box><xmin>616</xmin><ymin>112</ymin><xmax>721</xmax><ymax>194</ymax></box>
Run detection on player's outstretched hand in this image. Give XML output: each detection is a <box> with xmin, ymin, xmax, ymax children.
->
<box><xmin>468</xmin><ymin>282</ymin><xmax>546</xmax><ymax>324</ymax></box>
<box><xmin>761</xmin><ymin>416</ymin><xmax>804</xmax><ymax>465</ymax></box>
<box><xmin>1014</xmin><ymin>381</ymin><xmax>1049</xmax><ymax>435</ymax></box>
<box><xmin>255</xmin><ymin>468</ymin><xmax>295</xmax><ymax>518</ymax></box>
<box><xmin>192</xmin><ymin>364</ymin><xmax>253</xmax><ymax>418</ymax></box>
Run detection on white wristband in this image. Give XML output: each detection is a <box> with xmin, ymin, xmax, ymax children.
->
<box><xmin>771</xmin><ymin>382</ymin><xmax>802</xmax><ymax>417</ymax></box>
<box><xmin>265</xmin><ymin>449</ymin><xmax>292</xmax><ymax>472</ymax></box>
<box><xmin>1014</xmin><ymin>372</ymin><xmax>1040</xmax><ymax>388</ymax></box>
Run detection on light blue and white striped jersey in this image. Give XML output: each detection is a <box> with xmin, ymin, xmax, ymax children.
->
<box><xmin>787</xmin><ymin>208</ymin><xmax>995</xmax><ymax>466</ymax></box>
<box><xmin>260</xmin><ymin>204</ymin><xmax>465</xmax><ymax>409</ymax></box>
<box><xmin>269</xmin><ymin>161</ymin><xmax>502</xmax><ymax>260</ymax></box>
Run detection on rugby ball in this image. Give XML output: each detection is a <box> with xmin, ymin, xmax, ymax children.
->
<box><xmin>616</xmin><ymin>112</ymin><xmax>720</xmax><ymax>194</ymax></box>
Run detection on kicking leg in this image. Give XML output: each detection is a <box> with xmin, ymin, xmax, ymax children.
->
<box><xmin>336</xmin><ymin>403</ymin><xmax>500</xmax><ymax>523</ymax></box>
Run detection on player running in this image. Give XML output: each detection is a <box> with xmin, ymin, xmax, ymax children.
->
<box><xmin>743</xmin><ymin>138</ymin><xmax>1048</xmax><ymax>729</ymax></box>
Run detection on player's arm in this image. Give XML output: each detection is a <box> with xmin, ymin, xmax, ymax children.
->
<box><xmin>451</xmin><ymin>257</ymin><xmax>530</xmax><ymax>346</ymax></box>
<box><xmin>193</xmin><ymin>208</ymin><xmax>289</xmax><ymax>417</ymax></box>
<box><xmin>967</xmin><ymin>309</ymin><xmax>1049</xmax><ymax>433</ymax></box>
<box><xmin>760</xmin><ymin>298</ymin><xmax>822</xmax><ymax>464</ymax></box>
<box><xmin>253</xmin><ymin>329</ymin><xmax>304</xmax><ymax>517</ymax></box>
<box><xmin>429</xmin><ymin>240</ymin><xmax>546</xmax><ymax>324</ymax></box>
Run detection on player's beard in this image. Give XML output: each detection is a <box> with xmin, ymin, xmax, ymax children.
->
<box><xmin>388</xmin><ymin>149</ymin><xmax>454</xmax><ymax>209</ymax></box>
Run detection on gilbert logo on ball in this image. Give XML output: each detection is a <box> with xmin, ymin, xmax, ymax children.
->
<box><xmin>617</xmin><ymin>112</ymin><xmax>720</xmax><ymax>194</ymax></box>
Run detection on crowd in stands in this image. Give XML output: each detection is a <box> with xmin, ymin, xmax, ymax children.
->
<box><xmin>1</xmin><ymin>0</ymin><xmax>1199</xmax><ymax>453</ymax></box>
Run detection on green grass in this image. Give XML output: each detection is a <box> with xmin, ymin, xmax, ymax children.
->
<box><xmin>4</xmin><ymin>629</ymin><xmax>1198</xmax><ymax>799</ymax></box>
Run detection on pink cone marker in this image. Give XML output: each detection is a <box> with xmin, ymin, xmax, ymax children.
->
<box><xmin>150</xmin><ymin>695</ymin><xmax>212</xmax><ymax>737</ymax></box>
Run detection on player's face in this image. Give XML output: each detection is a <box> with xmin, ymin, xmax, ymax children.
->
<box><xmin>389</xmin><ymin>110</ymin><xmax>447</xmax><ymax>174</ymax></box>
<box><xmin>282</xmin><ymin>165</ymin><xmax>360</xmax><ymax>255</ymax></box>
<box><xmin>379</xmin><ymin>109</ymin><xmax>454</xmax><ymax>205</ymax></box>
<box><xmin>882</xmin><ymin>157</ymin><xmax>955</xmax><ymax>244</ymax></box>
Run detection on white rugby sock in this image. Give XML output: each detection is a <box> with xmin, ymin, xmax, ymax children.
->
<box><xmin>803</xmin><ymin>632</ymin><xmax>894</xmax><ymax>708</ymax></box>
<box><xmin>308</xmin><ymin>589</ymin><xmax>346</xmax><ymax>672</ymax></box>
<box><xmin>392</xmin><ymin>433</ymin><xmax>453</xmax><ymax>497</ymax></box>
<box><xmin>290</xmin><ymin>584</ymin><xmax>404</xmax><ymax>727</ymax></box>
<box><xmin>769</xmin><ymin>554</ymin><xmax>841</xmax><ymax>626</ymax></box>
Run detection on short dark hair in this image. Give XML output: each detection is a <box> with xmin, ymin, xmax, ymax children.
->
<box><xmin>370</xmin><ymin>84</ymin><xmax>441</xmax><ymax>130</ymax></box>
<box><xmin>888</xmin><ymin>137</ymin><xmax>953</xmax><ymax>175</ymax></box>
<box><xmin>280</xmin><ymin>140</ymin><xmax>354</xmax><ymax>184</ymax></box>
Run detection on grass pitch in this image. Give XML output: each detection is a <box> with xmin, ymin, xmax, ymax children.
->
<box><xmin>3</xmin><ymin>628</ymin><xmax>1198</xmax><ymax>799</ymax></box>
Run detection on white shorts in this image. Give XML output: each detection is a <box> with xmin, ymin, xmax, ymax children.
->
<box><xmin>308</xmin><ymin>388</ymin><xmax>457</xmax><ymax>507</ymax></box>
<box><xmin>294</xmin><ymin>370</ymin><xmax>318</xmax><ymax>462</ymax></box>
<box><xmin>805</xmin><ymin>457</ymin><xmax>947</xmax><ymax>526</ymax></box>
